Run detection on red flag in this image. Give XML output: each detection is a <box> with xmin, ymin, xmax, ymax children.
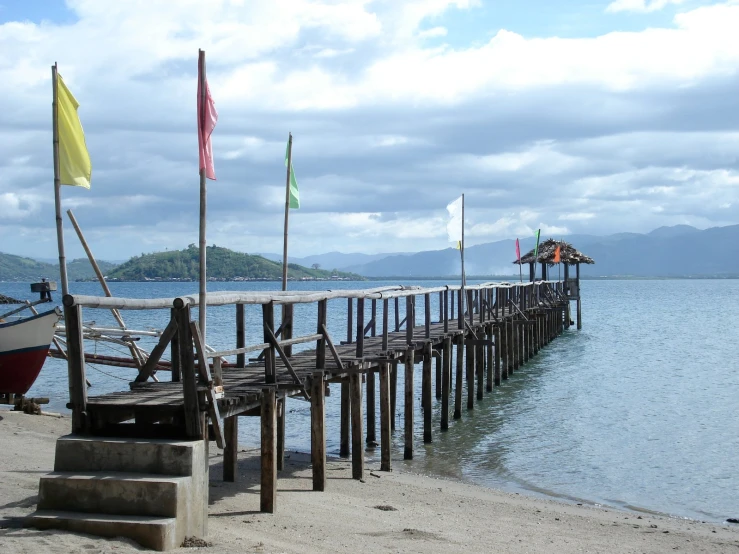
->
<box><xmin>515</xmin><ymin>238</ymin><xmax>521</xmax><ymax>262</ymax></box>
<box><xmin>554</xmin><ymin>245</ymin><xmax>561</xmax><ymax>263</ymax></box>
<box><xmin>197</xmin><ymin>50</ymin><xmax>218</xmax><ymax>180</ymax></box>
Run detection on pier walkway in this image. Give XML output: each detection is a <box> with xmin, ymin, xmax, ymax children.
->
<box><xmin>59</xmin><ymin>278</ymin><xmax>578</xmax><ymax>513</ymax></box>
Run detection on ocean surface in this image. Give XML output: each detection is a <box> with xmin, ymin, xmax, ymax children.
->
<box><xmin>3</xmin><ymin>278</ymin><xmax>737</xmax><ymax>523</ymax></box>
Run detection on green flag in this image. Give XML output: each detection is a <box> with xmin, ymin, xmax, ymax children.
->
<box><xmin>285</xmin><ymin>140</ymin><xmax>300</xmax><ymax>209</ymax></box>
<box><xmin>533</xmin><ymin>229</ymin><xmax>541</xmax><ymax>260</ymax></box>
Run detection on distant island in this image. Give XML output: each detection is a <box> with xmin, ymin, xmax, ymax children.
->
<box><xmin>106</xmin><ymin>245</ymin><xmax>362</xmax><ymax>282</ymax></box>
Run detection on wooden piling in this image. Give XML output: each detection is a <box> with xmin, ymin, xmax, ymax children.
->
<box><xmin>379</xmin><ymin>362</ymin><xmax>391</xmax><ymax>472</ymax></box>
<box><xmin>476</xmin><ymin>340</ymin><xmax>484</xmax><ymax>401</ymax></box>
<box><xmin>340</xmin><ymin>381</ymin><xmax>350</xmax><ymax>457</ymax></box>
<box><xmin>64</xmin><ymin>304</ymin><xmax>88</xmax><ymax>434</ymax></box>
<box><xmin>350</xmin><ymin>373</ymin><xmax>363</xmax><ymax>480</ymax></box>
<box><xmin>441</xmin><ymin>336</ymin><xmax>451</xmax><ymax>431</ymax></box>
<box><xmin>223</xmin><ymin>416</ymin><xmax>238</xmax><ymax>482</ymax></box>
<box><xmin>453</xmin><ymin>337</ymin><xmax>463</xmax><ymax>420</ymax></box>
<box><xmin>486</xmin><ymin>325</ymin><xmax>493</xmax><ymax>392</ymax></box>
<box><xmin>310</xmin><ymin>372</ymin><xmax>326</xmax><ymax>491</ymax></box>
<box><xmin>466</xmin><ymin>337</ymin><xmax>474</xmax><ymax>410</ymax></box>
<box><xmin>404</xmin><ymin>346</ymin><xmax>414</xmax><ymax>460</ymax></box>
<box><xmin>366</xmin><ymin>368</ymin><xmax>376</xmax><ymax>446</ymax></box>
<box><xmin>390</xmin><ymin>363</ymin><xmax>397</xmax><ymax>432</ymax></box>
<box><xmin>277</xmin><ymin>397</ymin><xmax>286</xmax><ymax>471</ymax></box>
<box><xmin>423</xmin><ymin>342</ymin><xmax>432</xmax><ymax>444</ymax></box>
<box><xmin>260</xmin><ymin>388</ymin><xmax>277</xmax><ymax>513</ymax></box>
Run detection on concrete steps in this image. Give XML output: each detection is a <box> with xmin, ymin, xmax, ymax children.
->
<box><xmin>28</xmin><ymin>511</ymin><xmax>178</xmax><ymax>551</ymax></box>
<box><xmin>27</xmin><ymin>434</ymin><xmax>208</xmax><ymax>551</ymax></box>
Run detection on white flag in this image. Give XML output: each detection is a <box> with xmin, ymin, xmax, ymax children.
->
<box><xmin>446</xmin><ymin>195</ymin><xmax>463</xmax><ymax>243</ymax></box>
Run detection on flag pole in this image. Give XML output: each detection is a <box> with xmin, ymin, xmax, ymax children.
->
<box><xmin>52</xmin><ymin>62</ymin><xmax>69</xmax><ymax>297</ymax></box>
<box><xmin>460</xmin><ymin>193</ymin><xmax>466</xmax><ymax>318</ymax></box>
<box><xmin>198</xmin><ymin>49</ymin><xmax>208</xmax><ymax>345</ymax></box>
<box><xmin>281</xmin><ymin>132</ymin><xmax>293</xmax><ymax>292</ymax></box>
<box><xmin>519</xmin><ymin>257</ymin><xmax>522</xmax><ymax>283</ymax></box>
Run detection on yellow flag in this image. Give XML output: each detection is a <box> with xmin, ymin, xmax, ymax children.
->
<box><xmin>455</xmin><ymin>240</ymin><xmax>462</xmax><ymax>250</ymax></box>
<box><xmin>57</xmin><ymin>74</ymin><xmax>91</xmax><ymax>189</ymax></box>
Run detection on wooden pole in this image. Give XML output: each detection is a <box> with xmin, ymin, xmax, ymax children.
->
<box><xmin>282</xmin><ymin>132</ymin><xmax>293</xmax><ymax>291</ymax></box>
<box><xmin>64</xmin><ymin>304</ymin><xmax>87</xmax><ymax>433</ymax></box>
<box><xmin>460</xmin><ymin>194</ymin><xmax>466</xmax><ymax>322</ymax></box>
<box><xmin>453</xmin><ymin>336</ymin><xmax>463</xmax><ymax>419</ymax></box>
<box><xmin>350</xmin><ymin>373</ymin><xmax>363</xmax><ymax>480</ymax></box>
<box><xmin>379</xmin><ymin>362</ymin><xmax>391</xmax><ymax>471</ymax></box>
<box><xmin>198</xmin><ymin>49</ymin><xmax>208</xmax><ymax>345</ymax></box>
<box><xmin>576</xmin><ymin>263</ymin><xmax>582</xmax><ymax>329</ymax></box>
<box><xmin>51</xmin><ymin>63</ymin><xmax>69</xmax><ymax>296</ymax></box>
<box><xmin>441</xmin><ymin>336</ymin><xmax>451</xmax><ymax>430</ymax></box>
<box><xmin>423</xmin><ymin>342</ymin><xmax>432</xmax><ymax>444</ymax></box>
<box><xmin>404</xmin><ymin>346</ymin><xmax>414</xmax><ymax>460</ymax></box>
<box><xmin>260</xmin><ymin>388</ymin><xmax>277</xmax><ymax>513</ymax></box>
<box><xmin>223</xmin><ymin>416</ymin><xmax>238</xmax><ymax>482</ymax></box>
<box><xmin>310</xmin><ymin>372</ymin><xmax>326</xmax><ymax>491</ymax></box>
<box><xmin>340</xmin><ymin>380</ymin><xmax>350</xmax><ymax>457</ymax></box>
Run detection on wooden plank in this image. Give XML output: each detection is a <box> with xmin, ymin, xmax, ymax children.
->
<box><xmin>321</xmin><ymin>324</ymin><xmax>345</xmax><ymax>371</ymax></box>
<box><xmin>135</xmin><ymin>317</ymin><xmax>177</xmax><ymax>383</ymax></box>
<box><xmin>404</xmin><ymin>346</ymin><xmax>414</xmax><ymax>460</ymax></box>
<box><xmin>379</xmin><ymin>362</ymin><xmax>391</xmax><ymax>472</ymax></box>
<box><xmin>310</xmin><ymin>372</ymin><xmax>326</xmax><ymax>491</ymax></box>
<box><xmin>265</xmin><ymin>326</ymin><xmax>308</xmax><ymax>400</ymax></box>
<box><xmin>176</xmin><ymin>306</ymin><xmax>202</xmax><ymax>439</ymax></box>
<box><xmin>260</xmin><ymin>388</ymin><xmax>277</xmax><ymax>513</ymax></box>
<box><xmin>263</xmin><ymin>303</ymin><xmax>276</xmax><ymax>384</ymax></box>
<box><xmin>170</xmin><ymin>308</ymin><xmax>180</xmax><ymax>382</ymax></box>
<box><xmin>64</xmin><ymin>304</ymin><xmax>88</xmax><ymax>434</ymax></box>
<box><xmin>223</xmin><ymin>416</ymin><xmax>238</xmax><ymax>482</ymax></box>
<box><xmin>350</xmin><ymin>373</ymin><xmax>363</xmax><ymax>480</ymax></box>
<box><xmin>190</xmin><ymin>321</ymin><xmax>224</xmax><ymax>449</ymax></box>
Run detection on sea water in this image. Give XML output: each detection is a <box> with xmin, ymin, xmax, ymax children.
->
<box><xmin>4</xmin><ymin>279</ymin><xmax>737</xmax><ymax>522</ymax></box>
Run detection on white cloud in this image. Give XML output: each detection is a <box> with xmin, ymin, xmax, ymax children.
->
<box><xmin>606</xmin><ymin>0</ymin><xmax>686</xmax><ymax>14</ymax></box>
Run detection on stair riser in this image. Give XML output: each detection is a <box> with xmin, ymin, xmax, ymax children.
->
<box><xmin>28</xmin><ymin>513</ymin><xmax>178</xmax><ymax>552</ymax></box>
<box><xmin>54</xmin><ymin>435</ymin><xmax>202</xmax><ymax>476</ymax></box>
<box><xmin>38</xmin><ymin>476</ymin><xmax>186</xmax><ymax>518</ymax></box>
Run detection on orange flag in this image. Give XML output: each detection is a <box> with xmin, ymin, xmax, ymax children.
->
<box><xmin>553</xmin><ymin>245</ymin><xmax>561</xmax><ymax>263</ymax></box>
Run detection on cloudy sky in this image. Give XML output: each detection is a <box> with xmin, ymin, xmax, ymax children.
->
<box><xmin>1</xmin><ymin>0</ymin><xmax>738</xmax><ymax>261</ymax></box>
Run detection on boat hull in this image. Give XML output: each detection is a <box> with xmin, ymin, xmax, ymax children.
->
<box><xmin>0</xmin><ymin>309</ymin><xmax>60</xmax><ymax>395</ymax></box>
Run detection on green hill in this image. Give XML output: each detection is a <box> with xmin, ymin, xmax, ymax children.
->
<box><xmin>106</xmin><ymin>245</ymin><xmax>363</xmax><ymax>281</ymax></box>
<box><xmin>0</xmin><ymin>252</ymin><xmax>118</xmax><ymax>282</ymax></box>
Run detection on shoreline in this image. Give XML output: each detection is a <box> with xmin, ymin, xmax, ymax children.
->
<box><xmin>1</xmin><ymin>410</ymin><xmax>737</xmax><ymax>553</ymax></box>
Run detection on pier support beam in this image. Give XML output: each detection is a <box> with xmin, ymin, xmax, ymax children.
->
<box><xmin>223</xmin><ymin>416</ymin><xmax>237</xmax><ymax>482</ymax></box>
<box><xmin>453</xmin><ymin>337</ymin><xmax>463</xmax><ymax>420</ymax></box>
<box><xmin>486</xmin><ymin>325</ymin><xmax>494</xmax><ymax>393</ymax></box>
<box><xmin>350</xmin><ymin>373</ymin><xmax>363</xmax><ymax>480</ymax></box>
<box><xmin>379</xmin><ymin>362</ymin><xmax>391</xmax><ymax>472</ymax></box>
<box><xmin>277</xmin><ymin>397</ymin><xmax>285</xmax><ymax>471</ymax></box>
<box><xmin>340</xmin><ymin>381</ymin><xmax>350</xmax><ymax>457</ymax></box>
<box><xmin>435</xmin><ymin>353</ymin><xmax>442</xmax><ymax>400</ymax></box>
<box><xmin>423</xmin><ymin>343</ymin><xmax>432</xmax><ymax>443</ymax></box>
<box><xmin>476</xmin><ymin>339</ymin><xmax>484</xmax><ymax>401</ymax></box>
<box><xmin>466</xmin><ymin>337</ymin><xmax>475</xmax><ymax>410</ymax></box>
<box><xmin>404</xmin><ymin>347</ymin><xmax>415</xmax><ymax>460</ymax></box>
<box><xmin>366</xmin><ymin>369</ymin><xmax>376</xmax><ymax>446</ymax></box>
<box><xmin>441</xmin><ymin>336</ymin><xmax>451</xmax><ymax>431</ymax></box>
<box><xmin>310</xmin><ymin>372</ymin><xmax>326</xmax><ymax>491</ymax></box>
<box><xmin>494</xmin><ymin>325</ymin><xmax>502</xmax><ymax>387</ymax></box>
<box><xmin>390</xmin><ymin>364</ymin><xmax>397</xmax><ymax>432</ymax></box>
<box><xmin>260</xmin><ymin>388</ymin><xmax>277</xmax><ymax>513</ymax></box>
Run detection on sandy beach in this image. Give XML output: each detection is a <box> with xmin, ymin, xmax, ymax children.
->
<box><xmin>1</xmin><ymin>409</ymin><xmax>737</xmax><ymax>553</ymax></box>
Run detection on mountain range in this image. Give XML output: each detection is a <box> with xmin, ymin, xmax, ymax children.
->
<box><xmin>3</xmin><ymin>224</ymin><xmax>737</xmax><ymax>282</ymax></box>
<box><xmin>263</xmin><ymin>224</ymin><xmax>739</xmax><ymax>278</ymax></box>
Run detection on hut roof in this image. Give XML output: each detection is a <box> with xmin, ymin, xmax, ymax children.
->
<box><xmin>513</xmin><ymin>238</ymin><xmax>595</xmax><ymax>266</ymax></box>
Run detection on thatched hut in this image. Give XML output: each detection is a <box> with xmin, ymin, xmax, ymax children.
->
<box><xmin>513</xmin><ymin>238</ymin><xmax>595</xmax><ymax>329</ymax></box>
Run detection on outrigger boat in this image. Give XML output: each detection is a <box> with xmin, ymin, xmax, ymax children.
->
<box><xmin>0</xmin><ymin>282</ymin><xmax>61</xmax><ymax>401</ymax></box>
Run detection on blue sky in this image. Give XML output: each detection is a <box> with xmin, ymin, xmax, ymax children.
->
<box><xmin>0</xmin><ymin>0</ymin><xmax>738</xmax><ymax>261</ymax></box>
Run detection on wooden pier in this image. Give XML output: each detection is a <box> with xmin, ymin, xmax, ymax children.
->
<box><xmin>60</xmin><ymin>276</ymin><xmax>581</xmax><ymax>515</ymax></box>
